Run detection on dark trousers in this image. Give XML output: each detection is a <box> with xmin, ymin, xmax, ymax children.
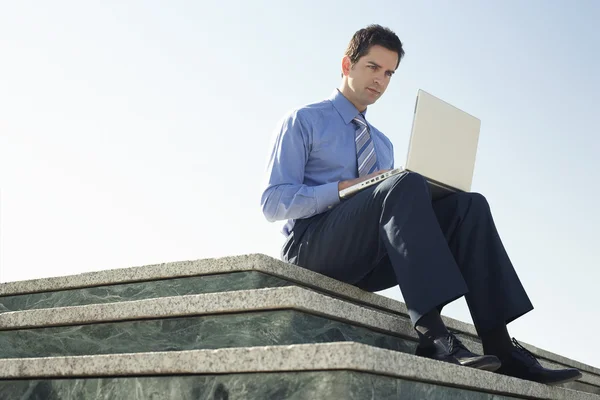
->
<box><xmin>281</xmin><ymin>172</ymin><xmax>533</xmax><ymax>334</ymax></box>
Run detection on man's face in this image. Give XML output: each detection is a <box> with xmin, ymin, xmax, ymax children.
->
<box><xmin>342</xmin><ymin>45</ymin><xmax>399</xmax><ymax>111</ymax></box>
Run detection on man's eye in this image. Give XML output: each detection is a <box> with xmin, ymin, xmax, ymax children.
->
<box><xmin>386</xmin><ymin>71</ymin><xmax>393</xmax><ymax>77</ymax></box>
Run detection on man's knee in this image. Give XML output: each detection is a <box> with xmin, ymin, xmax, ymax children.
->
<box><xmin>456</xmin><ymin>192</ymin><xmax>491</xmax><ymax>216</ymax></box>
<box><xmin>378</xmin><ymin>171</ymin><xmax>429</xmax><ymax>197</ymax></box>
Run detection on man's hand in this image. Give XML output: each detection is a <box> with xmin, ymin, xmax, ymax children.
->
<box><xmin>338</xmin><ymin>169</ymin><xmax>392</xmax><ymax>192</ymax></box>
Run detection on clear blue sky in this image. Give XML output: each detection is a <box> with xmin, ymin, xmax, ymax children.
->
<box><xmin>1</xmin><ymin>1</ymin><xmax>599</xmax><ymax>366</ymax></box>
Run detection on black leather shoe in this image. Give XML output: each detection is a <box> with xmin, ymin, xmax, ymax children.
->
<box><xmin>497</xmin><ymin>338</ymin><xmax>582</xmax><ymax>385</ymax></box>
<box><xmin>416</xmin><ymin>333</ymin><xmax>501</xmax><ymax>372</ymax></box>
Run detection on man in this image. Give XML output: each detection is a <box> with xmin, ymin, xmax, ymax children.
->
<box><xmin>260</xmin><ymin>24</ymin><xmax>581</xmax><ymax>385</ymax></box>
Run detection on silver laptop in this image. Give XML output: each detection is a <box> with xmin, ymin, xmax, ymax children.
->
<box><xmin>339</xmin><ymin>89</ymin><xmax>481</xmax><ymax>200</ymax></box>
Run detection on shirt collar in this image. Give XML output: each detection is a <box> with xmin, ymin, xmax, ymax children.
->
<box><xmin>330</xmin><ymin>89</ymin><xmax>367</xmax><ymax>125</ymax></box>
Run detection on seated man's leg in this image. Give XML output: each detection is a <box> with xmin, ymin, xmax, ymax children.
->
<box><xmin>432</xmin><ymin>192</ymin><xmax>582</xmax><ymax>384</ymax></box>
<box><xmin>283</xmin><ymin>172</ymin><xmax>468</xmax><ymax>325</ymax></box>
<box><xmin>283</xmin><ymin>172</ymin><xmax>500</xmax><ymax>370</ymax></box>
<box><xmin>431</xmin><ymin>192</ymin><xmax>533</xmax><ymax>334</ymax></box>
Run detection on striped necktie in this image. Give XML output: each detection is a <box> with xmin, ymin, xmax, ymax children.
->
<box><xmin>352</xmin><ymin>113</ymin><xmax>378</xmax><ymax>177</ymax></box>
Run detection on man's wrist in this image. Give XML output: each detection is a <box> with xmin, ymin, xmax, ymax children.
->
<box><xmin>315</xmin><ymin>181</ymin><xmax>342</xmax><ymax>212</ymax></box>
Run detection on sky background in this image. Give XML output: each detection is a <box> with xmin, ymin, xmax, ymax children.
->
<box><xmin>1</xmin><ymin>1</ymin><xmax>599</xmax><ymax>366</ymax></box>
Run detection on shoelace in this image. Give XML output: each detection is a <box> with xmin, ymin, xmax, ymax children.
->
<box><xmin>512</xmin><ymin>337</ymin><xmax>539</xmax><ymax>364</ymax></box>
<box><xmin>447</xmin><ymin>332</ymin><xmax>468</xmax><ymax>355</ymax></box>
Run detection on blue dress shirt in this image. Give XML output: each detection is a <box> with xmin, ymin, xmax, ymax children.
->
<box><xmin>261</xmin><ymin>89</ymin><xmax>395</xmax><ymax>236</ymax></box>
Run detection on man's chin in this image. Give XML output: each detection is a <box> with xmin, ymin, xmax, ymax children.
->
<box><xmin>364</xmin><ymin>98</ymin><xmax>378</xmax><ymax>106</ymax></box>
<box><xmin>365</xmin><ymin>93</ymin><xmax>381</xmax><ymax>103</ymax></box>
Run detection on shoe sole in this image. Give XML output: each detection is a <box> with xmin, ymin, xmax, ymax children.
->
<box><xmin>460</xmin><ymin>356</ymin><xmax>502</xmax><ymax>372</ymax></box>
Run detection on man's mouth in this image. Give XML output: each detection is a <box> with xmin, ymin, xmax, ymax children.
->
<box><xmin>367</xmin><ymin>88</ymin><xmax>380</xmax><ymax>95</ymax></box>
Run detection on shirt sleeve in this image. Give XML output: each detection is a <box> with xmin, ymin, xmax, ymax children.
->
<box><xmin>260</xmin><ymin>110</ymin><xmax>341</xmax><ymax>223</ymax></box>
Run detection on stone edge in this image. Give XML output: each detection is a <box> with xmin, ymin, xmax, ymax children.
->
<box><xmin>0</xmin><ymin>252</ymin><xmax>597</xmax><ymax>377</ymax></box>
<box><xmin>0</xmin><ymin>286</ymin><xmax>598</xmax><ymax>388</ymax></box>
<box><xmin>0</xmin><ymin>342</ymin><xmax>596</xmax><ymax>400</ymax></box>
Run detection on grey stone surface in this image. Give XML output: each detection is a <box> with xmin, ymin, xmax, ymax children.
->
<box><xmin>0</xmin><ymin>309</ymin><xmax>415</xmax><ymax>359</ymax></box>
<box><xmin>0</xmin><ymin>286</ymin><xmax>414</xmax><ymax>339</ymax></box>
<box><xmin>0</xmin><ymin>253</ymin><xmax>597</xmax><ymax>378</ymax></box>
<box><xmin>0</xmin><ymin>271</ymin><xmax>291</xmax><ymax>313</ymax></box>
<box><xmin>0</xmin><ymin>253</ymin><xmax>414</xmax><ymax>322</ymax></box>
<box><xmin>564</xmin><ymin>381</ymin><xmax>600</xmax><ymax>396</ymax></box>
<box><xmin>0</xmin><ymin>342</ymin><xmax>597</xmax><ymax>400</ymax></box>
<box><xmin>0</xmin><ymin>371</ymin><xmax>531</xmax><ymax>400</ymax></box>
<box><xmin>2</xmin><ymin>285</ymin><xmax>598</xmax><ymax>389</ymax></box>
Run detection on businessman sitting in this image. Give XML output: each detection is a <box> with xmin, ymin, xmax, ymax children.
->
<box><xmin>260</xmin><ymin>24</ymin><xmax>580</xmax><ymax>385</ymax></box>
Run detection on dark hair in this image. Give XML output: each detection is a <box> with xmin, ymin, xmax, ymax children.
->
<box><xmin>342</xmin><ymin>24</ymin><xmax>405</xmax><ymax>76</ymax></box>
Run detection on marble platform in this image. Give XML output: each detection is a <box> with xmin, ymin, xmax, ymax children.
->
<box><xmin>1</xmin><ymin>285</ymin><xmax>599</xmax><ymax>395</ymax></box>
<box><xmin>1</xmin><ymin>253</ymin><xmax>599</xmax><ymax>399</ymax></box>
<box><xmin>0</xmin><ymin>343</ymin><xmax>597</xmax><ymax>400</ymax></box>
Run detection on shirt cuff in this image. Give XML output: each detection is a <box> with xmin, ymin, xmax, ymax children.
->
<box><xmin>314</xmin><ymin>181</ymin><xmax>341</xmax><ymax>214</ymax></box>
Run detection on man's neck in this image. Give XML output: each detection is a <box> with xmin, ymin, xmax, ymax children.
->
<box><xmin>338</xmin><ymin>86</ymin><xmax>367</xmax><ymax>113</ymax></box>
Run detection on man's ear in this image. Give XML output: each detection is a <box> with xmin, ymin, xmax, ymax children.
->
<box><xmin>341</xmin><ymin>56</ymin><xmax>352</xmax><ymax>77</ymax></box>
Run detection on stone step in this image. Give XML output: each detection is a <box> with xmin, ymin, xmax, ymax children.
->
<box><xmin>0</xmin><ymin>285</ymin><xmax>598</xmax><ymax>396</ymax></box>
<box><xmin>0</xmin><ymin>342</ymin><xmax>598</xmax><ymax>400</ymax></box>
<box><xmin>0</xmin><ymin>286</ymin><xmax>415</xmax><ymax>357</ymax></box>
<box><xmin>1</xmin><ymin>254</ymin><xmax>598</xmax><ymax>394</ymax></box>
<box><xmin>0</xmin><ymin>254</ymin><xmax>402</xmax><ymax>315</ymax></box>
<box><xmin>0</xmin><ymin>269</ymin><xmax>293</xmax><ymax>313</ymax></box>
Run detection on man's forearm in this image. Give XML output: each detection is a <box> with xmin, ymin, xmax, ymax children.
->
<box><xmin>262</xmin><ymin>182</ymin><xmax>340</xmax><ymax>222</ymax></box>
